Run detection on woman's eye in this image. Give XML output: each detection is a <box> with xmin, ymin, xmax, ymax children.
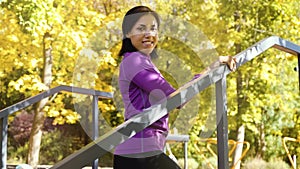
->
<box><xmin>137</xmin><ymin>27</ymin><xmax>146</xmax><ymax>31</ymax></box>
<box><xmin>151</xmin><ymin>27</ymin><xmax>157</xmax><ymax>31</ymax></box>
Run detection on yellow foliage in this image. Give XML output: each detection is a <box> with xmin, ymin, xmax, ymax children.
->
<box><xmin>6</xmin><ymin>34</ymin><xmax>19</xmax><ymax>42</ymax></box>
<box><xmin>99</xmin><ymin>100</ymin><xmax>116</xmax><ymax>112</ymax></box>
<box><xmin>50</xmin><ymin>109</ymin><xmax>81</xmax><ymax>125</ymax></box>
<box><xmin>8</xmin><ymin>74</ymin><xmax>48</xmax><ymax>96</ymax></box>
<box><xmin>45</xmin><ymin>93</ymin><xmax>82</xmax><ymax>125</ymax></box>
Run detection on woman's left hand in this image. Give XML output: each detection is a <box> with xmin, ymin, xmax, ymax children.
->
<box><xmin>219</xmin><ymin>56</ymin><xmax>237</xmax><ymax>71</ymax></box>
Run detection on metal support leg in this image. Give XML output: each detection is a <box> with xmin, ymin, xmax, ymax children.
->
<box><xmin>184</xmin><ymin>141</ymin><xmax>188</xmax><ymax>169</ymax></box>
<box><xmin>215</xmin><ymin>77</ymin><xmax>229</xmax><ymax>169</ymax></box>
<box><xmin>298</xmin><ymin>54</ymin><xmax>300</xmax><ymax>91</ymax></box>
<box><xmin>92</xmin><ymin>95</ymin><xmax>99</xmax><ymax>169</ymax></box>
<box><xmin>166</xmin><ymin>135</ymin><xmax>189</xmax><ymax>169</ymax></box>
<box><xmin>0</xmin><ymin>117</ymin><xmax>8</xmax><ymax>169</ymax></box>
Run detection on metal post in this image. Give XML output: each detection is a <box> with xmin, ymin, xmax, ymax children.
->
<box><xmin>184</xmin><ymin>141</ymin><xmax>188</xmax><ymax>169</ymax></box>
<box><xmin>92</xmin><ymin>95</ymin><xmax>99</xmax><ymax>169</ymax></box>
<box><xmin>215</xmin><ymin>77</ymin><xmax>229</xmax><ymax>169</ymax></box>
<box><xmin>0</xmin><ymin>117</ymin><xmax>8</xmax><ymax>169</ymax></box>
<box><xmin>293</xmin><ymin>155</ymin><xmax>297</xmax><ymax>169</ymax></box>
<box><xmin>298</xmin><ymin>54</ymin><xmax>300</xmax><ymax>91</ymax></box>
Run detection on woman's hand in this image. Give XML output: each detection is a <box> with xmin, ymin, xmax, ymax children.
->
<box><xmin>198</xmin><ymin>56</ymin><xmax>237</xmax><ymax>76</ymax></box>
<box><xmin>219</xmin><ymin>56</ymin><xmax>237</xmax><ymax>71</ymax></box>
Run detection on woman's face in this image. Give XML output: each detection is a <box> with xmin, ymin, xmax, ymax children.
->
<box><xmin>126</xmin><ymin>14</ymin><xmax>159</xmax><ymax>56</ymax></box>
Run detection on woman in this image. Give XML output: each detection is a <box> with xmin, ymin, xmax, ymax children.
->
<box><xmin>114</xmin><ymin>6</ymin><xmax>236</xmax><ymax>169</ymax></box>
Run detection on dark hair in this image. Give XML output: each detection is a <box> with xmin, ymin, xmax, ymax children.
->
<box><xmin>118</xmin><ymin>6</ymin><xmax>160</xmax><ymax>58</ymax></box>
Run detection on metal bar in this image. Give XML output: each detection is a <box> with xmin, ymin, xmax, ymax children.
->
<box><xmin>166</xmin><ymin>134</ymin><xmax>189</xmax><ymax>142</ymax></box>
<box><xmin>184</xmin><ymin>141</ymin><xmax>188</xmax><ymax>169</ymax></box>
<box><xmin>69</xmin><ymin>86</ymin><xmax>113</xmax><ymax>98</ymax></box>
<box><xmin>0</xmin><ymin>85</ymin><xmax>112</xmax><ymax>169</ymax></box>
<box><xmin>297</xmin><ymin>53</ymin><xmax>300</xmax><ymax>91</ymax></box>
<box><xmin>233</xmin><ymin>36</ymin><xmax>300</xmax><ymax>70</ymax></box>
<box><xmin>0</xmin><ymin>117</ymin><xmax>8</xmax><ymax>169</ymax></box>
<box><xmin>293</xmin><ymin>155</ymin><xmax>297</xmax><ymax>169</ymax></box>
<box><xmin>0</xmin><ymin>85</ymin><xmax>113</xmax><ymax>118</ymax></box>
<box><xmin>92</xmin><ymin>96</ymin><xmax>99</xmax><ymax>169</ymax></box>
<box><xmin>166</xmin><ymin>134</ymin><xmax>189</xmax><ymax>169</ymax></box>
<box><xmin>215</xmin><ymin>77</ymin><xmax>229</xmax><ymax>169</ymax></box>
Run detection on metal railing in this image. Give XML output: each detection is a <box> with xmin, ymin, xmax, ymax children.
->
<box><xmin>283</xmin><ymin>137</ymin><xmax>300</xmax><ymax>169</ymax></box>
<box><xmin>1</xmin><ymin>36</ymin><xmax>300</xmax><ymax>169</ymax></box>
<box><xmin>49</xmin><ymin>36</ymin><xmax>300</xmax><ymax>169</ymax></box>
<box><xmin>0</xmin><ymin>85</ymin><xmax>113</xmax><ymax>169</ymax></box>
<box><xmin>166</xmin><ymin>134</ymin><xmax>190</xmax><ymax>169</ymax></box>
<box><xmin>45</xmin><ymin>36</ymin><xmax>300</xmax><ymax>169</ymax></box>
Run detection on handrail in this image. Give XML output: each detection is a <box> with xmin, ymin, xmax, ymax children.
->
<box><xmin>0</xmin><ymin>85</ymin><xmax>113</xmax><ymax>118</ymax></box>
<box><xmin>166</xmin><ymin>134</ymin><xmax>190</xmax><ymax>169</ymax></box>
<box><xmin>0</xmin><ymin>85</ymin><xmax>113</xmax><ymax>169</ymax></box>
<box><xmin>49</xmin><ymin>36</ymin><xmax>300</xmax><ymax>169</ymax></box>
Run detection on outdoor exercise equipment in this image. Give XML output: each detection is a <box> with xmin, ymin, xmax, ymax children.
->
<box><xmin>283</xmin><ymin>137</ymin><xmax>300</xmax><ymax>169</ymax></box>
<box><xmin>193</xmin><ymin>138</ymin><xmax>250</xmax><ymax>169</ymax></box>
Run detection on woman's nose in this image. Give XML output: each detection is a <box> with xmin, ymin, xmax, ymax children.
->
<box><xmin>144</xmin><ymin>30</ymin><xmax>157</xmax><ymax>37</ymax></box>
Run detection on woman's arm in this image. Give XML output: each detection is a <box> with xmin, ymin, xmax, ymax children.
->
<box><xmin>132</xmin><ymin>68</ymin><xmax>176</xmax><ymax>99</ymax></box>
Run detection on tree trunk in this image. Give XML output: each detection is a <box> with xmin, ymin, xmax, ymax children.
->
<box><xmin>232</xmin><ymin>125</ymin><xmax>245</xmax><ymax>169</ymax></box>
<box><xmin>256</xmin><ymin>122</ymin><xmax>266</xmax><ymax>158</ymax></box>
<box><xmin>27</xmin><ymin>32</ymin><xmax>52</xmax><ymax>169</ymax></box>
<box><xmin>233</xmin><ymin>8</ymin><xmax>245</xmax><ymax>169</ymax></box>
<box><xmin>233</xmin><ymin>48</ymin><xmax>244</xmax><ymax>169</ymax></box>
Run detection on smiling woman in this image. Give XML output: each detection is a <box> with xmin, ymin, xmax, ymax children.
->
<box><xmin>114</xmin><ymin>6</ymin><xmax>182</xmax><ymax>169</ymax></box>
<box><xmin>113</xmin><ymin>5</ymin><xmax>236</xmax><ymax>169</ymax></box>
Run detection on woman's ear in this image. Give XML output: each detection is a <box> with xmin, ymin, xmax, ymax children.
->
<box><xmin>125</xmin><ymin>32</ymin><xmax>131</xmax><ymax>38</ymax></box>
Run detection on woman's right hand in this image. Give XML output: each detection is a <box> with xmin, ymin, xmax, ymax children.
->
<box><xmin>219</xmin><ymin>56</ymin><xmax>237</xmax><ymax>71</ymax></box>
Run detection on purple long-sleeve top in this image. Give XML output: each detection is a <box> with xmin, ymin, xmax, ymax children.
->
<box><xmin>114</xmin><ymin>51</ymin><xmax>176</xmax><ymax>156</ymax></box>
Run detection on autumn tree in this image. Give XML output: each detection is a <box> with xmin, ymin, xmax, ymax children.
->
<box><xmin>1</xmin><ymin>0</ymin><xmax>108</xmax><ymax>167</ymax></box>
<box><xmin>214</xmin><ymin>0</ymin><xmax>300</xmax><ymax>161</ymax></box>
<box><xmin>162</xmin><ymin>0</ymin><xmax>300</xmax><ymax>165</ymax></box>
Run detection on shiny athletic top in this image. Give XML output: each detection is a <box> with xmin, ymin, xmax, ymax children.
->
<box><xmin>114</xmin><ymin>51</ymin><xmax>176</xmax><ymax>156</ymax></box>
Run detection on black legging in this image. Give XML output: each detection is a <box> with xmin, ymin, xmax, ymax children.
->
<box><xmin>113</xmin><ymin>153</ymin><xmax>182</xmax><ymax>169</ymax></box>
